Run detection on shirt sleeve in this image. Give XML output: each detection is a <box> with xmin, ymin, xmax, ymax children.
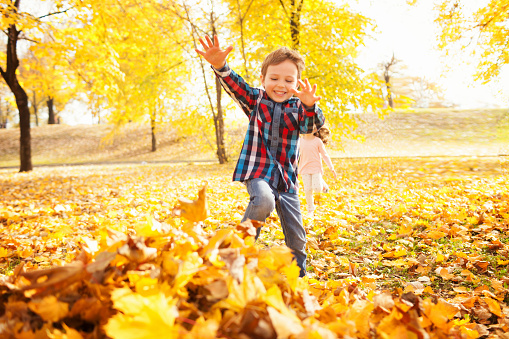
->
<box><xmin>299</xmin><ymin>103</ymin><xmax>325</xmax><ymax>134</ymax></box>
<box><xmin>318</xmin><ymin>139</ymin><xmax>335</xmax><ymax>171</ymax></box>
<box><xmin>212</xmin><ymin>63</ymin><xmax>260</xmax><ymax>117</ymax></box>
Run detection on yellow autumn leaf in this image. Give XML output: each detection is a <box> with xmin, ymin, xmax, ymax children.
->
<box><xmin>398</xmin><ymin>224</ymin><xmax>413</xmax><ymax>235</ymax></box>
<box><xmin>453</xmin><ymin>286</ymin><xmax>469</xmax><ymax>293</ymax></box>
<box><xmin>427</xmin><ymin>230</ymin><xmax>447</xmax><ymax>240</ymax></box>
<box><xmin>172</xmin><ymin>251</ymin><xmax>204</xmax><ymax>292</ymax></box>
<box><xmin>135</xmin><ymin>214</ymin><xmax>164</xmax><ymax>237</ymax></box>
<box><xmin>261</xmin><ymin>285</ymin><xmax>301</xmax><ymax>322</ymax></box>
<box><xmin>423</xmin><ymin>286</ymin><xmax>434</xmax><ymax>294</ymax></box>
<box><xmin>422</xmin><ymin>298</ymin><xmax>459</xmax><ymax>329</ymax></box>
<box><xmin>217</xmin><ymin>268</ymin><xmax>266</xmax><ymax>312</ymax></box>
<box><xmin>104</xmin><ymin>288</ymin><xmax>182</xmax><ymax>339</ymax></box>
<box><xmin>183</xmin><ymin>317</ymin><xmax>219</xmax><ymax>339</ymax></box>
<box><xmin>174</xmin><ymin>182</ymin><xmax>209</xmax><ymax>223</ymax></box>
<box><xmin>267</xmin><ymin>306</ymin><xmax>304</xmax><ymax>338</ymax></box>
<box><xmin>393</xmin><ymin>248</ymin><xmax>407</xmax><ymax>258</ymax></box>
<box><xmin>48</xmin><ymin>324</ymin><xmax>84</xmax><ymax>339</ymax></box>
<box><xmin>28</xmin><ymin>296</ymin><xmax>69</xmax><ymax>322</ymax></box>
<box><xmin>257</xmin><ymin>246</ymin><xmax>294</xmax><ymax>271</ymax></box>
<box><xmin>460</xmin><ymin>326</ymin><xmax>479</xmax><ymax>339</ymax></box>
<box><xmin>437</xmin><ymin>268</ymin><xmax>455</xmax><ymax>280</ymax></box>
<box><xmin>376</xmin><ymin>309</ymin><xmax>409</xmax><ymax>339</ymax></box>
<box><xmin>0</xmin><ymin>247</ymin><xmax>10</xmax><ymax>258</ymax></box>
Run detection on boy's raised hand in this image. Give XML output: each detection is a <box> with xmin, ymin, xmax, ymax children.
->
<box><xmin>195</xmin><ymin>35</ymin><xmax>233</xmax><ymax>70</ymax></box>
<box><xmin>290</xmin><ymin>79</ymin><xmax>322</xmax><ymax>107</ymax></box>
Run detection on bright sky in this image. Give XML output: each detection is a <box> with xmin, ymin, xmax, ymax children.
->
<box><xmin>349</xmin><ymin>0</ymin><xmax>509</xmax><ymax>108</ymax></box>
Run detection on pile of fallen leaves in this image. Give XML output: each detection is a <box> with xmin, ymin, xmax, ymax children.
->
<box><xmin>1</xmin><ymin>157</ymin><xmax>509</xmax><ymax>338</ymax></box>
<box><xmin>0</xmin><ymin>189</ymin><xmax>481</xmax><ymax>339</ymax></box>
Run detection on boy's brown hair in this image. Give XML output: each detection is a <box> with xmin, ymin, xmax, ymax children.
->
<box><xmin>261</xmin><ymin>47</ymin><xmax>305</xmax><ymax>79</ymax></box>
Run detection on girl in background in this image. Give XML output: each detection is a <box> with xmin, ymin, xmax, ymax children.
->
<box><xmin>299</xmin><ymin>126</ymin><xmax>337</xmax><ymax>217</ymax></box>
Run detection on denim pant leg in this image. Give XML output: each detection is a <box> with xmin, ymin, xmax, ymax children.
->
<box><xmin>275</xmin><ymin>192</ymin><xmax>307</xmax><ymax>277</ymax></box>
<box><xmin>242</xmin><ymin>179</ymin><xmax>276</xmax><ymax>238</ymax></box>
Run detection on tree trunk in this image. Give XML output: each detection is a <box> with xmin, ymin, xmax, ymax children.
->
<box><xmin>289</xmin><ymin>0</ymin><xmax>303</xmax><ymax>50</ymax></box>
<box><xmin>214</xmin><ymin>77</ymin><xmax>227</xmax><ymax>164</ymax></box>
<box><xmin>384</xmin><ymin>73</ymin><xmax>394</xmax><ymax>108</ymax></box>
<box><xmin>0</xmin><ymin>7</ymin><xmax>33</xmax><ymax>172</ymax></box>
<box><xmin>0</xmin><ymin>96</ymin><xmax>3</xmax><ymax>128</ymax></box>
<box><xmin>47</xmin><ymin>97</ymin><xmax>56</xmax><ymax>124</ymax></box>
<box><xmin>151</xmin><ymin>111</ymin><xmax>156</xmax><ymax>152</ymax></box>
<box><xmin>33</xmin><ymin>91</ymin><xmax>39</xmax><ymax>126</ymax></box>
<box><xmin>211</xmin><ymin>18</ymin><xmax>227</xmax><ymax>164</ymax></box>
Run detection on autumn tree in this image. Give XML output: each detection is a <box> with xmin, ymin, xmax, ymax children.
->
<box><xmin>379</xmin><ymin>54</ymin><xmax>401</xmax><ymax>108</ymax></box>
<box><xmin>167</xmin><ymin>0</ymin><xmax>234</xmax><ymax>164</ymax></box>
<box><xmin>0</xmin><ymin>0</ymin><xmax>35</xmax><ymax>171</ymax></box>
<box><xmin>0</xmin><ymin>0</ymin><xmax>79</xmax><ymax>171</ymax></box>
<box><xmin>19</xmin><ymin>49</ymin><xmax>72</xmax><ymax>126</ymax></box>
<box><xmin>224</xmin><ymin>0</ymin><xmax>386</xmax><ymax>141</ymax></box>
<box><xmin>410</xmin><ymin>0</ymin><xmax>509</xmax><ymax>82</ymax></box>
<box><xmin>55</xmin><ymin>0</ymin><xmax>186</xmax><ymax>152</ymax></box>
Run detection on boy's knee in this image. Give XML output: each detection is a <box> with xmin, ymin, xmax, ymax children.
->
<box><xmin>251</xmin><ymin>193</ymin><xmax>275</xmax><ymax>214</ymax></box>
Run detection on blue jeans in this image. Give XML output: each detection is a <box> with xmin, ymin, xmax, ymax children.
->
<box><xmin>242</xmin><ymin>178</ymin><xmax>307</xmax><ymax>277</ymax></box>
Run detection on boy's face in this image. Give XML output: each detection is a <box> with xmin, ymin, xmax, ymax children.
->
<box><xmin>260</xmin><ymin>60</ymin><xmax>299</xmax><ymax>103</ymax></box>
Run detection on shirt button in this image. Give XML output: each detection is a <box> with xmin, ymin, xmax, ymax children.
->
<box><xmin>273</xmin><ymin>137</ymin><xmax>277</xmax><ymax>140</ymax></box>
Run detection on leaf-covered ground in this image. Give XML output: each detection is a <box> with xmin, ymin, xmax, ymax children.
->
<box><xmin>1</xmin><ymin>156</ymin><xmax>508</xmax><ymax>338</ymax></box>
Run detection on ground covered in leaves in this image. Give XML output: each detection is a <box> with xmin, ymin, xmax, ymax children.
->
<box><xmin>1</xmin><ymin>156</ymin><xmax>508</xmax><ymax>338</ymax></box>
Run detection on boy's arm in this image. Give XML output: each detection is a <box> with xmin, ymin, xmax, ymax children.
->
<box><xmin>300</xmin><ymin>104</ymin><xmax>325</xmax><ymax>134</ymax></box>
<box><xmin>195</xmin><ymin>35</ymin><xmax>232</xmax><ymax>69</ymax></box>
<box><xmin>213</xmin><ymin>63</ymin><xmax>259</xmax><ymax>117</ymax></box>
<box><xmin>196</xmin><ymin>35</ymin><xmax>258</xmax><ymax>116</ymax></box>
<box><xmin>292</xmin><ymin>78</ymin><xmax>325</xmax><ymax>133</ymax></box>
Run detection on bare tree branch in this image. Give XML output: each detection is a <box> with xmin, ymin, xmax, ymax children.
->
<box><xmin>38</xmin><ymin>6</ymin><xmax>74</xmax><ymax>19</ymax></box>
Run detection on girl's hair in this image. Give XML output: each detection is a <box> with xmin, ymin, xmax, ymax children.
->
<box><xmin>261</xmin><ymin>47</ymin><xmax>305</xmax><ymax>79</ymax></box>
<box><xmin>314</xmin><ymin>126</ymin><xmax>331</xmax><ymax>145</ymax></box>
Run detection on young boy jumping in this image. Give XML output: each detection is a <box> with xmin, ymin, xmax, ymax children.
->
<box><xmin>196</xmin><ymin>35</ymin><xmax>325</xmax><ymax>277</ymax></box>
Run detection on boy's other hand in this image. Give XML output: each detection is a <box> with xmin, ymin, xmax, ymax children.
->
<box><xmin>195</xmin><ymin>35</ymin><xmax>233</xmax><ymax>69</ymax></box>
<box><xmin>290</xmin><ymin>79</ymin><xmax>322</xmax><ymax>107</ymax></box>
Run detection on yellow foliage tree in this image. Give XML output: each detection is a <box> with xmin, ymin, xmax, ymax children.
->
<box><xmin>224</xmin><ymin>0</ymin><xmax>386</xmax><ymax>142</ymax></box>
<box><xmin>411</xmin><ymin>0</ymin><xmax>509</xmax><ymax>82</ymax></box>
<box><xmin>0</xmin><ymin>0</ymin><xmax>85</xmax><ymax>171</ymax></box>
<box><xmin>52</xmin><ymin>0</ymin><xmax>187</xmax><ymax>152</ymax></box>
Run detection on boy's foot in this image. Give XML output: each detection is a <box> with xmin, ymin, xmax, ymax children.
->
<box><xmin>322</xmin><ymin>187</ymin><xmax>329</xmax><ymax>193</ymax></box>
<box><xmin>306</xmin><ymin>211</ymin><xmax>314</xmax><ymax>218</ymax></box>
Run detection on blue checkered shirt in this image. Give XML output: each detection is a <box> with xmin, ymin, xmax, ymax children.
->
<box><xmin>213</xmin><ymin>63</ymin><xmax>325</xmax><ymax>193</ymax></box>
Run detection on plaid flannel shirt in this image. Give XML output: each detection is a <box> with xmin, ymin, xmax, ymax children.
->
<box><xmin>213</xmin><ymin>63</ymin><xmax>325</xmax><ymax>194</ymax></box>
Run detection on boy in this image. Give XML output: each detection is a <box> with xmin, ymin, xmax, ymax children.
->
<box><xmin>196</xmin><ymin>35</ymin><xmax>325</xmax><ymax>277</ymax></box>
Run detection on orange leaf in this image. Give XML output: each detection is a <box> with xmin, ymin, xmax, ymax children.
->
<box><xmin>484</xmin><ymin>297</ymin><xmax>502</xmax><ymax>317</ymax></box>
<box><xmin>173</xmin><ymin>183</ymin><xmax>209</xmax><ymax>223</ymax></box>
<box><xmin>427</xmin><ymin>230</ymin><xmax>447</xmax><ymax>240</ymax></box>
<box><xmin>28</xmin><ymin>295</ymin><xmax>69</xmax><ymax>322</ymax></box>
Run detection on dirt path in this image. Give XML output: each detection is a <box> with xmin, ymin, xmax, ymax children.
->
<box><xmin>1</xmin><ymin>109</ymin><xmax>507</xmax><ymax>168</ymax></box>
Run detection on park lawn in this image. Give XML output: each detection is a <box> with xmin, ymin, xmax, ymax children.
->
<box><xmin>1</xmin><ymin>156</ymin><xmax>508</xmax><ymax>338</ymax></box>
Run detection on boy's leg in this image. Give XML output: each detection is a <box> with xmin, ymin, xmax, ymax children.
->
<box><xmin>242</xmin><ymin>178</ymin><xmax>276</xmax><ymax>239</ymax></box>
<box><xmin>301</xmin><ymin>174</ymin><xmax>314</xmax><ymax>214</ymax></box>
<box><xmin>275</xmin><ymin>192</ymin><xmax>307</xmax><ymax>277</ymax></box>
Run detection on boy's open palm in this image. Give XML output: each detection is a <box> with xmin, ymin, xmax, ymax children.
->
<box><xmin>195</xmin><ymin>35</ymin><xmax>233</xmax><ymax>70</ymax></box>
<box><xmin>290</xmin><ymin>79</ymin><xmax>321</xmax><ymax>107</ymax></box>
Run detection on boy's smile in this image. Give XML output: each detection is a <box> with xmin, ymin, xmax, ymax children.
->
<box><xmin>260</xmin><ymin>60</ymin><xmax>299</xmax><ymax>103</ymax></box>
